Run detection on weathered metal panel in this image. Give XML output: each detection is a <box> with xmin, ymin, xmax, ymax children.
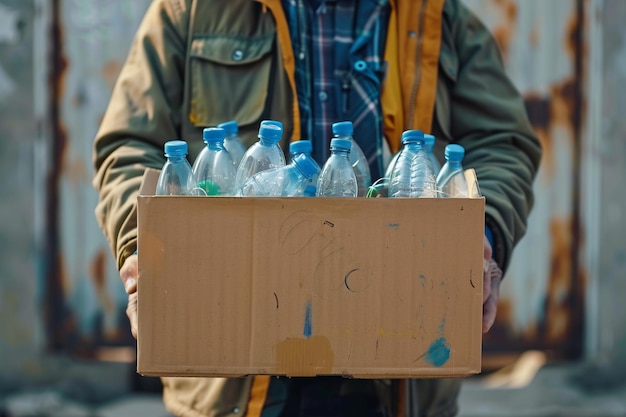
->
<box><xmin>50</xmin><ymin>0</ymin><xmax>152</xmax><ymax>351</ymax></box>
<box><xmin>583</xmin><ymin>0</ymin><xmax>626</xmax><ymax>363</ymax></box>
<box><xmin>0</xmin><ymin>0</ymin><xmax>43</xmax><ymax>376</ymax></box>
<box><xmin>462</xmin><ymin>0</ymin><xmax>585</xmax><ymax>357</ymax></box>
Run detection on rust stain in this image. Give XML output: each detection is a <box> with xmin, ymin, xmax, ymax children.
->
<box><xmin>44</xmin><ymin>0</ymin><xmax>76</xmax><ymax>352</ymax></box>
<box><xmin>90</xmin><ymin>248</ymin><xmax>115</xmax><ymax>314</ymax></box>
<box><xmin>544</xmin><ymin>218</ymin><xmax>574</xmax><ymax>344</ymax></box>
<box><xmin>101</xmin><ymin>60</ymin><xmax>122</xmax><ymax>90</ymax></box>
<box><xmin>489</xmin><ymin>0</ymin><xmax>517</xmax><ymax>64</ymax></box>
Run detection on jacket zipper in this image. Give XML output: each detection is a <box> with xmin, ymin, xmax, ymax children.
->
<box><xmin>406</xmin><ymin>0</ymin><xmax>428</xmax><ymax>130</ymax></box>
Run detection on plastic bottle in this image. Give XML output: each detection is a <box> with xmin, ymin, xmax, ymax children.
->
<box><xmin>192</xmin><ymin>127</ymin><xmax>236</xmax><ymax>196</ymax></box>
<box><xmin>436</xmin><ymin>144</ymin><xmax>469</xmax><ymax>198</ymax></box>
<box><xmin>388</xmin><ymin>130</ymin><xmax>437</xmax><ymax>198</ymax></box>
<box><xmin>238</xmin><ymin>153</ymin><xmax>320</xmax><ymax>197</ymax></box>
<box><xmin>234</xmin><ymin>121</ymin><xmax>286</xmax><ymax>188</ymax></box>
<box><xmin>289</xmin><ymin>140</ymin><xmax>320</xmax><ymax>197</ymax></box>
<box><xmin>155</xmin><ymin>140</ymin><xmax>194</xmax><ymax>196</ymax></box>
<box><xmin>424</xmin><ymin>134</ymin><xmax>441</xmax><ymax>176</ymax></box>
<box><xmin>217</xmin><ymin>120</ymin><xmax>247</xmax><ymax>170</ymax></box>
<box><xmin>332</xmin><ymin>121</ymin><xmax>371</xmax><ymax>197</ymax></box>
<box><xmin>385</xmin><ymin>133</ymin><xmax>441</xmax><ymax>180</ymax></box>
<box><xmin>316</xmin><ymin>138</ymin><xmax>358</xmax><ymax>197</ymax></box>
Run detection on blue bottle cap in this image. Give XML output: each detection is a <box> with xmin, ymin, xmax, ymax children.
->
<box><xmin>260</xmin><ymin>120</ymin><xmax>284</xmax><ymax>131</ymax></box>
<box><xmin>424</xmin><ymin>134</ymin><xmax>436</xmax><ymax>148</ymax></box>
<box><xmin>203</xmin><ymin>127</ymin><xmax>226</xmax><ymax>143</ymax></box>
<box><xmin>332</xmin><ymin>121</ymin><xmax>354</xmax><ymax>137</ymax></box>
<box><xmin>293</xmin><ymin>153</ymin><xmax>320</xmax><ymax>178</ymax></box>
<box><xmin>330</xmin><ymin>138</ymin><xmax>352</xmax><ymax>151</ymax></box>
<box><xmin>258</xmin><ymin>123</ymin><xmax>282</xmax><ymax>143</ymax></box>
<box><xmin>164</xmin><ymin>140</ymin><xmax>188</xmax><ymax>157</ymax></box>
<box><xmin>217</xmin><ymin>120</ymin><xmax>238</xmax><ymax>136</ymax></box>
<box><xmin>289</xmin><ymin>140</ymin><xmax>313</xmax><ymax>155</ymax></box>
<box><xmin>445</xmin><ymin>144</ymin><xmax>465</xmax><ymax>162</ymax></box>
<box><xmin>401</xmin><ymin>130</ymin><xmax>425</xmax><ymax>144</ymax></box>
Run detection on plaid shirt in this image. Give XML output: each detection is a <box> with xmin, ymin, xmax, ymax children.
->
<box><xmin>282</xmin><ymin>0</ymin><xmax>390</xmax><ymax>179</ymax></box>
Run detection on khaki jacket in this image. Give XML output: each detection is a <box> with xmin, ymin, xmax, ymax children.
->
<box><xmin>93</xmin><ymin>0</ymin><xmax>541</xmax><ymax>416</ymax></box>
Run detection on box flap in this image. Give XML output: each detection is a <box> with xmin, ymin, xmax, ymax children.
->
<box><xmin>139</xmin><ymin>168</ymin><xmax>160</xmax><ymax>196</ymax></box>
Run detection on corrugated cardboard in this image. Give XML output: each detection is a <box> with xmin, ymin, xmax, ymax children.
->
<box><xmin>137</xmin><ymin>169</ymin><xmax>485</xmax><ymax>378</ymax></box>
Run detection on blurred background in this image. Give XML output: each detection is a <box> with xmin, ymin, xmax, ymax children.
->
<box><xmin>0</xmin><ymin>0</ymin><xmax>625</xmax><ymax>416</ymax></box>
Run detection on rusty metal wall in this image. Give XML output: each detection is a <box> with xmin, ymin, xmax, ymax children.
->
<box><xmin>0</xmin><ymin>0</ymin><xmax>45</xmax><ymax>379</ymax></box>
<box><xmin>462</xmin><ymin>0</ymin><xmax>585</xmax><ymax>358</ymax></box>
<box><xmin>39</xmin><ymin>0</ymin><xmax>608</xmax><ymax>362</ymax></box>
<box><xmin>584</xmin><ymin>0</ymin><xmax>626</xmax><ymax>364</ymax></box>
<box><xmin>45</xmin><ymin>0</ymin><xmax>153</xmax><ymax>353</ymax></box>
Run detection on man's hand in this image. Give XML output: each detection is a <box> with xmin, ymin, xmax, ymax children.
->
<box><xmin>120</xmin><ymin>253</ymin><xmax>139</xmax><ymax>339</ymax></box>
<box><xmin>483</xmin><ymin>237</ymin><xmax>503</xmax><ymax>333</ymax></box>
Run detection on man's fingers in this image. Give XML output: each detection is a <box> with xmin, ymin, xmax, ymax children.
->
<box><xmin>482</xmin><ymin>296</ymin><xmax>498</xmax><ymax>333</ymax></box>
<box><xmin>120</xmin><ymin>254</ymin><xmax>138</xmax><ymax>294</ymax></box>
<box><xmin>483</xmin><ymin>269</ymin><xmax>492</xmax><ymax>304</ymax></box>
<box><xmin>126</xmin><ymin>292</ymin><xmax>138</xmax><ymax>339</ymax></box>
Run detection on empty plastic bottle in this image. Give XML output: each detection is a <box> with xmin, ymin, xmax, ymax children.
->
<box><xmin>289</xmin><ymin>140</ymin><xmax>320</xmax><ymax>197</ymax></box>
<box><xmin>424</xmin><ymin>134</ymin><xmax>441</xmax><ymax>176</ymax></box>
<box><xmin>332</xmin><ymin>121</ymin><xmax>371</xmax><ymax>197</ymax></box>
<box><xmin>316</xmin><ymin>138</ymin><xmax>358</xmax><ymax>197</ymax></box>
<box><xmin>234</xmin><ymin>121</ymin><xmax>286</xmax><ymax>188</ymax></box>
<box><xmin>217</xmin><ymin>120</ymin><xmax>247</xmax><ymax>170</ymax></box>
<box><xmin>385</xmin><ymin>133</ymin><xmax>441</xmax><ymax>180</ymax></box>
<box><xmin>192</xmin><ymin>127</ymin><xmax>236</xmax><ymax>196</ymax></box>
<box><xmin>436</xmin><ymin>144</ymin><xmax>469</xmax><ymax>198</ymax></box>
<box><xmin>238</xmin><ymin>153</ymin><xmax>320</xmax><ymax>197</ymax></box>
<box><xmin>389</xmin><ymin>130</ymin><xmax>437</xmax><ymax>198</ymax></box>
<box><xmin>156</xmin><ymin>140</ymin><xmax>194</xmax><ymax>196</ymax></box>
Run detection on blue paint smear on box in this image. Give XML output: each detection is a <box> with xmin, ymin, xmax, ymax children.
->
<box><xmin>303</xmin><ymin>301</ymin><xmax>312</xmax><ymax>339</ymax></box>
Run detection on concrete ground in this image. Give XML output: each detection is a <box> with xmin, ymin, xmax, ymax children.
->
<box><xmin>2</xmin><ymin>355</ymin><xmax>626</xmax><ymax>417</ymax></box>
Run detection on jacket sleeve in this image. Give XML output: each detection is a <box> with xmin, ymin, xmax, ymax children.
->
<box><xmin>446</xmin><ymin>1</ymin><xmax>542</xmax><ymax>273</ymax></box>
<box><xmin>92</xmin><ymin>0</ymin><xmax>189</xmax><ymax>269</ymax></box>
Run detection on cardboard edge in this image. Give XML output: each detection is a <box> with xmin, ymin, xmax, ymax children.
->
<box><xmin>139</xmin><ymin>168</ymin><xmax>161</xmax><ymax>196</ymax></box>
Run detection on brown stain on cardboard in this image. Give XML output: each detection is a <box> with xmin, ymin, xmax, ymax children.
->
<box><xmin>275</xmin><ymin>336</ymin><xmax>334</xmax><ymax>376</ymax></box>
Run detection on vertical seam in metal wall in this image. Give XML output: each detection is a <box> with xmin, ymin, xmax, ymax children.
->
<box><xmin>570</xmin><ymin>0</ymin><xmax>585</xmax><ymax>360</ymax></box>
<box><xmin>583</xmin><ymin>0</ymin><xmax>603</xmax><ymax>360</ymax></box>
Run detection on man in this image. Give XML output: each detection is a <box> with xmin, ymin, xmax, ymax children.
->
<box><xmin>93</xmin><ymin>0</ymin><xmax>542</xmax><ymax>415</ymax></box>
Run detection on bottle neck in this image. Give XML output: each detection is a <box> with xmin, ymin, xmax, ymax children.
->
<box><xmin>167</xmin><ymin>155</ymin><xmax>187</xmax><ymax>162</ymax></box>
<box><xmin>259</xmin><ymin>137</ymin><xmax>278</xmax><ymax>147</ymax></box>
<box><xmin>331</xmin><ymin>149</ymin><xmax>351</xmax><ymax>158</ymax></box>
<box><xmin>404</xmin><ymin>141</ymin><xmax>424</xmax><ymax>151</ymax></box>
<box><xmin>446</xmin><ymin>159</ymin><xmax>463</xmax><ymax>169</ymax></box>
<box><xmin>206</xmin><ymin>141</ymin><xmax>225</xmax><ymax>151</ymax></box>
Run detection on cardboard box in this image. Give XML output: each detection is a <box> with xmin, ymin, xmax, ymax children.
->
<box><xmin>137</xmin><ymin>169</ymin><xmax>485</xmax><ymax>378</ymax></box>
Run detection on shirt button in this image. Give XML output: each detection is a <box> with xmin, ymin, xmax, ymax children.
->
<box><xmin>233</xmin><ymin>407</ymin><xmax>240</xmax><ymax>414</ymax></box>
<box><xmin>318</xmin><ymin>91</ymin><xmax>328</xmax><ymax>101</ymax></box>
<box><xmin>232</xmin><ymin>50</ymin><xmax>244</xmax><ymax>61</ymax></box>
<box><xmin>354</xmin><ymin>60</ymin><xmax>367</xmax><ymax>72</ymax></box>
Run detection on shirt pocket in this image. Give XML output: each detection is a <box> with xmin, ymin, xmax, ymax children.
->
<box><xmin>188</xmin><ymin>34</ymin><xmax>274</xmax><ymax>128</ymax></box>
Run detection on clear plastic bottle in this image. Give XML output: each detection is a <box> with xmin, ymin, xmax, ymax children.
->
<box><xmin>289</xmin><ymin>140</ymin><xmax>320</xmax><ymax>197</ymax></box>
<box><xmin>192</xmin><ymin>127</ymin><xmax>236</xmax><ymax>196</ymax></box>
<box><xmin>238</xmin><ymin>153</ymin><xmax>320</xmax><ymax>197</ymax></box>
<box><xmin>424</xmin><ymin>133</ymin><xmax>441</xmax><ymax>176</ymax></box>
<box><xmin>156</xmin><ymin>140</ymin><xmax>194</xmax><ymax>196</ymax></box>
<box><xmin>332</xmin><ymin>121</ymin><xmax>371</xmax><ymax>197</ymax></box>
<box><xmin>389</xmin><ymin>130</ymin><xmax>437</xmax><ymax>198</ymax></box>
<box><xmin>217</xmin><ymin>120</ymin><xmax>247</xmax><ymax>170</ymax></box>
<box><xmin>436</xmin><ymin>144</ymin><xmax>469</xmax><ymax>198</ymax></box>
<box><xmin>234</xmin><ymin>121</ymin><xmax>286</xmax><ymax>188</ymax></box>
<box><xmin>316</xmin><ymin>138</ymin><xmax>358</xmax><ymax>197</ymax></box>
<box><xmin>385</xmin><ymin>132</ymin><xmax>440</xmax><ymax>180</ymax></box>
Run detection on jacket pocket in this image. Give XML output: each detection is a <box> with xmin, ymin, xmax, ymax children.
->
<box><xmin>189</xmin><ymin>34</ymin><xmax>274</xmax><ymax>128</ymax></box>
